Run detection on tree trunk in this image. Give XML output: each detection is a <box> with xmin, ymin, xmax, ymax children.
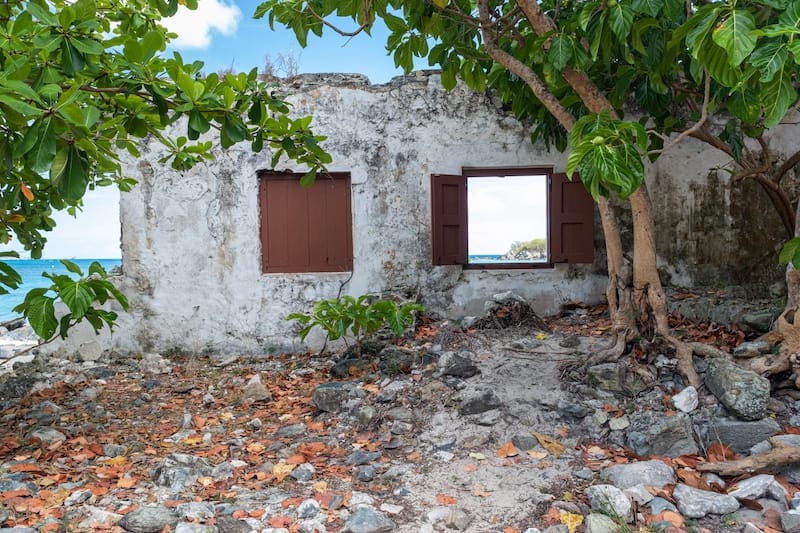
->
<box><xmin>788</xmin><ymin>192</ymin><xmax>800</xmax><ymax>308</ymax></box>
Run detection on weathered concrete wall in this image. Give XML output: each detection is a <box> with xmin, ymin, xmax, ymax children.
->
<box><xmin>53</xmin><ymin>73</ymin><xmax>793</xmax><ymax>357</ymax></box>
<box><xmin>101</xmin><ymin>72</ymin><xmax>608</xmax><ymax>355</ymax></box>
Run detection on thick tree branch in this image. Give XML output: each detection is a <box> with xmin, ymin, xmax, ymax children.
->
<box><xmin>476</xmin><ymin>0</ymin><xmax>575</xmax><ymax>130</ymax></box>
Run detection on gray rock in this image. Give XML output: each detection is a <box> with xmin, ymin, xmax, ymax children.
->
<box><xmin>511</xmin><ymin>435</ymin><xmax>539</xmax><ymax>451</ymax></box>
<box><xmin>740</xmin><ymin>310</ymin><xmax>780</xmax><ymax>334</ymax></box>
<box><xmin>458</xmin><ymin>387</ymin><xmax>503</xmax><ymax>415</ymax></box>
<box><xmin>345</xmin><ymin>450</ymin><xmax>382</xmax><ymax>465</ymax></box>
<box><xmin>356</xmin><ymin>465</ymin><xmax>376</xmax><ymax>482</ymax></box>
<box><xmin>299</xmin><ymin>519</ymin><xmax>327</xmax><ymax>533</ymax></box>
<box><xmin>627</xmin><ymin>412</ymin><xmax>698</xmax><ymax>457</ymax></box>
<box><xmin>103</xmin><ymin>443</ymin><xmax>127</xmax><ymax>457</ymax></box>
<box><xmin>727</xmin><ymin>474</ymin><xmax>778</xmax><ymax>501</ymax></box>
<box><xmin>342</xmin><ymin>506</ymin><xmax>396</xmax><ymax>533</ymax></box>
<box><xmin>783</xmin><ymin>510</ymin><xmax>800</xmax><ymax>533</ymax></box>
<box><xmin>672</xmin><ymin>484</ymin><xmax>739</xmax><ymax>518</ymax></box>
<box><xmin>64</xmin><ymin>489</ymin><xmax>92</xmax><ymax>506</ymax></box>
<box><xmin>587</xmin><ymin>363</ymin><xmax>649</xmax><ymax>395</ymax></box>
<box><xmin>375</xmin><ymin>381</ymin><xmax>405</xmax><ymax>403</ymax></box>
<box><xmin>28</xmin><ymin>427</ymin><xmax>66</xmax><ymax>443</ymax></box>
<box><xmin>119</xmin><ymin>506</ymin><xmax>179</xmax><ymax>533</ymax></box>
<box><xmin>608</xmin><ymin>415</ymin><xmax>629</xmax><ymax>431</ymax></box>
<box><xmin>290</xmin><ymin>463</ymin><xmax>316</xmax><ymax>482</ymax></box>
<box><xmin>671</xmin><ymin>386</ymin><xmax>698</xmax><ymax>413</ymax></box>
<box><xmin>386</xmin><ymin>407</ymin><xmax>414</xmax><ymax>423</ymax></box>
<box><xmin>575</xmin><ymin>468</ymin><xmax>594</xmax><ymax>481</ymax></box>
<box><xmin>649</xmin><ymin>497</ymin><xmax>677</xmax><ymax>515</ymax></box>
<box><xmin>706</xmin><ymin>416</ymin><xmax>781</xmax><ymax>453</ymax></box>
<box><xmin>275</xmin><ymin>423</ymin><xmax>306</xmax><ymax>437</ymax></box>
<box><xmin>174</xmin><ymin>524</ymin><xmax>218</xmax><ymax>533</ymax></box>
<box><xmin>584</xmin><ymin>513</ymin><xmax>619</xmax><ymax>533</ymax></box>
<box><xmin>358</xmin><ymin>406</ymin><xmax>378</xmax><ymax>427</ymax></box>
<box><xmin>140</xmin><ymin>353</ymin><xmax>173</xmax><ymax>374</ymax></box>
<box><xmin>559</xmin><ymin>334</ymin><xmax>581</xmax><ymax>348</ymax></box>
<box><xmin>151</xmin><ymin>453</ymin><xmax>212</xmax><ymax>491</ymax></box>
<box><xmin>312</xmin><ymin>382</ymin><xmax>357</xmax><ymax>413</ymax></box>
<box><xmin>175</xmin><ymin>502</ymin><xmax>215</xmax><ymax>520</ymax></box>
<box><xmin>377</xmin><ymin>346</ymin><xmax>414</xmax><ymax>376</ymax></box>
<box><xmin>245</xmin><ymin>418</ymin><xmax>262</xmax><ymax>431</ymax></box>
<box><xmin>441</xmin><ymin>354</ymin><xmax>479</xmax><ymax>378</ymax></box>
<box><xmin>390</xmin><ymin>421</ymin><xmax>413</xmax><ymax>435</ymax></box>
<box><xmin>297</xmin><ymin>498</ymin><xmax>321</xmax><ymax>519</ymax></box>
<box><xmin>445</xmin><ymin>508</ymin><xmax>472</xmax><ymax>530</ymax></box>
<box><xmin>705</xmin><ymin>357</ymin><xmax>770</xmax><ymax>420</ymax></box>
<box><xmin>78</xmin><ymin>506</ymin><xmax>124</xmax><ymax>529</ymax></box>
<box><xmin>242</xmin><ymin>374</ymin><xmax>271</xmax><ymax>403</ymax></box>
<box><xmin>733</xmin><ymin>340</ymin><xmax>771</xmax><ymax>358</ymax></box>
<box><xmin>600</xmin><ymin>460</ymin><xmax>676</xmax><ymax>490</ymax></box>
<box><xmin>557</xmin><ymin>400</ymin><xmax>592</xmax><ymax>419</ymax></box>
<box><xmin>624</xmin><ymin>484</ymin><xmax>654</xmax><ymax>505</ymax></box>
<box><xmin>584</xmin><ymin>484</ymin><xmax>632</xmax><ymax>522</ymax></box>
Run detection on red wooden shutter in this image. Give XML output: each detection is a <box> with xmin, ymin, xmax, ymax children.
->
<box><xmin>549</xmin><ymin>172</ymin><xmax>595</xmax><ymax>263</ymax></box>
<box><xmin>431</xmin><ymin>174</ymin><xmax>467</xmax><ymax>265</ymax></box>
<box><xmin>260</xmin><ymin>173</ymin><xmax>352</xmax><ymax>273</ymax></box>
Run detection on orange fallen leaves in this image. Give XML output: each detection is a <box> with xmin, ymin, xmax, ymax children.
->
<box><xmin>707</xmin><ymin>442</ymin><xmax>738</xmax><ymax>462</ymax></box>
<box><xmin>496</xmin><ymin>441</ymin><xmax>518</xmax><ymax>458</ymax></box>
<box><xmin>532</xmin><ymin>432</ymin><xmax>565</xmax><ymax>457</ymax></box>
<box><xmin>462</xmin><ymin>463</ymin><xmax>479</xmax><ymax>472</ymax></box>
<box><xmin>436</xmin><ymin>493</ymin><xmax>458</xmax><ymax>505</ymax></box>
<box><xmin>649</xmin><ymin>510</ymin><xmax>684</xmax><ymax>528</ymax></box>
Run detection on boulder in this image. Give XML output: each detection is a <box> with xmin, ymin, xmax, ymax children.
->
<box><xmin>705</xmin><ymin>357</ymin><xmax>770</xmax><ymax>420</ymax></box>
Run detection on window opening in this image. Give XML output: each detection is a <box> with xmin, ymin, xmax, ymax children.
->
<box><xmin>467</xmin><ymin>174</ymin><xmax>548</xmax><ymax>264</ymax></box>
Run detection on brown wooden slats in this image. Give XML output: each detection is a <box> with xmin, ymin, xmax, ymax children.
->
<box><xmin>431</xmin><ymin>174</ymin><xmax>468</xmax><ymax>265</ymax></box>
<box><xmin>549</xmin><ymin>172</ymin><xmax>595</xmax><ymax>263</ymax></box>
<box><xmin>260</xmin><ymin>173</ymin><xmax>353</xmax><ymax>273</ymax></box>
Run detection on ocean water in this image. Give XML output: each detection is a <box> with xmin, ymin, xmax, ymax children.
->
<box><xmin>0</xmin><ymin>259</ymin><xmax>121</xmax><ymax>323</ymax></box>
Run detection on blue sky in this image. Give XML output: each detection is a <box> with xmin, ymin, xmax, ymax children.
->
<box><xmin>11</xmin><ymin>0</ymin><xmax>418</xmax><ymax>259</ymax></box>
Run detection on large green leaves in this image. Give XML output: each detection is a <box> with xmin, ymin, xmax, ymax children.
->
<box><xmin>712</xmin><ymin>9</ymin><xmax>757</xmax><ymax>67</ymax></box>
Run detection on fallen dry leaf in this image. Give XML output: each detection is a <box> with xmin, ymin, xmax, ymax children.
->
<box><xmin>273</xmin><ymin>462</ymin><xmax>296</xmax><ymax>482</ymax></box>
<box><xmin>527</xmin><ymin>450</ymin><xmax>548</xmax><ymax>460</ymax></box>
<box><xmin>436</xmin><ymin>493</ymin><xmax>458</xmax><ymax>505</ymax></box>
<box><xmin>496</xmin><ymin>441</ymin><xmax>519</xmax><ymax>458</ymax></box>
<box><xmin>503</xmin><ymin>528</ymin><xmax>519</xmax><ymax>533</ymax></box>
<box><xmin>468</xmin><ymin>452</ymin><xmax>486</xmax><ymax>460</ymax></box>
<box><xmin>707</xmin><ymin>442</ymin><xmax>737</xmax><ymax>462</ymax></box>
<box><xmin>462</xmin><ymin>463</ymin><xmax>479</xmax><ymax>472</ymax></box>
<box><xmin>531</xmin><ymin>432</ymin><xmax>565</xmax><ymax>457</ymax></box>
<box><xmin>559</xmin><ymin>511</ymin><xmax>583</xmax><ymax>533</ymax></box>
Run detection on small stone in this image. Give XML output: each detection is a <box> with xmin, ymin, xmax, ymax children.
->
<box><xmin>511</xmin><ymin>435</ymin><xmax>539</xmax><ymax>451</ymax></box>
<box><xmin>585</xmin><ymin>485</ymin><xmax>632</xmax><ymax>522</ymax></box>
<box><xmin>290</xmin><ymin>463</ymin><xmax>316</xmax><ymax>482</ymax></box>
<box><xmin>390</xmin><ymin>421</ymin><xmax>413</xmax><ymax>435</ymax></box>
<box><xmin>458</xmin><ymin>387</ymin><xmax>503</xmax><ymax>415</ymax></box>
<box><xmin>733</xmin><ymin>340</ymin><xmax>772</xmax><ymax>358</ymax></box>
<box><xmin>673</xmin><ymin>483</ymin><xmax>739</xmax><ymax>518</ymax></box>
<box><xmin>349</xmin><ymin>491</ymin><xmax>376</xmax><ymax>507</ymax></box>
<box><xmin>118</xmin><ymin>506</ymin><xmax>179</xmax><ymax>533</ymax></box>
<box><xmin>559</xmin><ymin>334</ymin><xmax>580</xmax><ymax>348</ymax></box>
<box><xmin>345</xmin><ymin>450</ymin><xmax>381</xmax><ymax>466</ymax></box>
<box><xmin>386</xmin><ymin>407</ymin><xmax>414</xmax><ymax>423</ymax></box>
<box><xmin>592</xmin><ymin>410</ymin><xmax>609</xmax><ymax>426</ymax></box>
<box><xmin>202</xmin><ymin>393</ymin><xmax>215</xmax><ymax>407</ymax></box>
<box><xmin>379</xmin><ymin>503</ymin><xmax>403</xmax><ymax>515</ymax></box>
<box><xmin>297</xmin><ymin>498</ymin><xmax>321</xmax><ymax>519</ymax></box>
<box><xmin>671</xmin><ymin>386</ymin><xmax>699</xmax><ymax>413</ymax></box>
<box><xmin>446</xmin><ymin>508</ymin><xmax>472</xmax><ymax>530</ymax></box>
<box><xmin>29</xmin><ymin>427</ymin><xmax>66</xmax><ymax>443</ymax></box>
<box><xmin>727</xmin><ymin>474</ymin><xmax>777</xmax><ymax>501</ymax></box>
<box><xmin>342</xmin><ymin>506</ymin><xmax>395</xmax><ymax>533</ymax></box>
<box><xmin>299</xmin><ymin>519</ymin><xmax>327</xmax><ymax>533</ymax></box>
<box><xmin>575</xmin><ymin>468</ymin><xmax>594</xmax><ymax>481</ymax></box>
<box><xmin>608</xmin><ymin>416</ymin><xmax>630</xmax><ymax>431</ymax></box>
<box><xmin>433</xmin><ymin>451</ymin><xmax>455</xmax><ymax>462</ymax></box>
<box><xmin>375</xmin><ymin>381</ymin><xmax>405</xmax><ymax>403</ymax></box>
<box><xmin>241</xmin><ymin>374</ymin><xmax>271</xmax><ymax>403</ymax></box>
<box><xmin>584</xmin><ymin>513</ymin><xmax>619</xmax><ymax>533</ymax></box>
<box><xmin>624</xmin><ymin>484</ymin><xmax>654</xmax><ymax>505</ymax></box>
<box><xmin>358</xmin><ymin>406</ymin><xmax>378</xmax><ymax>427</ymax></box>
<box><xmin>245</xmin><ymin>418</ymin><xmax>262</xmax><ymax>431</ymax></box>
<box><xmin>78</xmin><ymin>506</ymin><xmax>123</xmax><ymax>529</ymax></box>
<box><xmin>441</xmin><ymin>354</ymin><xmax>479</xmax><ymax>378</ymax></box>
<box><xmin>355</xmin><ymin>465</ymin><xmax>376</xmax><ymax>482</ymax></box>
<box><xmin>103</xmin><ymin>443</ymin><xmax>127</xmax><ymax>457</ymax></box>
<box><xmin>600</xmin><ymin>460</ymin><xmax>676</xmax><ymax>490</ymax></box>
<box><xmin>705</xmin><ymin>358</ymin><xmax>770</xmax><ymax>421</ymax></box>
<box><xmin>64</xmin><ymin>489</ymin><xmax>92</xmax><ymax>506</ymax></box>
<box><xmin>175</xmin><ymin>502</ymin><xmax>215</xmax><ymax>521</ymax></box>
<box><xmin>312</xmin><ymin>382</ymin><xmax>357</xmax><ymax>413</ymax></box>
<box><xmin>475</xmin><ymin>410</ymin><xmax>502</xmax><ymax>426</ymax></box>
<box><xmin>649</xmin><ymin>497</ymin><xmax>678</xmax><ymax>515</ymax></box>
<box><xmin>784</xmin><ymin>510</ymin><xmax>800</xmax><ymax>533</ymax></box>
<box><xmin>275</xmin><ymin>423</ymin><xmax>306</xmax><ymax>437</ymax></box>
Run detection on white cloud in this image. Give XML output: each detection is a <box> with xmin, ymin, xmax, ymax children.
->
<box><xmin>164</xmin><ymin>0</ymin><xmax>242</xmax><ymax>49</ymax></box>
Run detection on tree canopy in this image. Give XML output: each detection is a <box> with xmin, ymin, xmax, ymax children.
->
<box><xmin>0</xmin><ymin>0</ymin><xmax>331</xmax><ymax>339</ymax></box>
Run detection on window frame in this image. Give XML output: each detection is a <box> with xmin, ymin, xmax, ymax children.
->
<box><xmin>431</xmin><ymin>167</ymin><xmax>594</xmax><ymax>269</ymax></box>
<box><xmin>259</xmin><ymin>171</ymin><xmax>353</xmax><ymax>274</ymax></box>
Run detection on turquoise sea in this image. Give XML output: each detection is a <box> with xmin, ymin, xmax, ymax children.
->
<box><xmin>0</xmin><ymin>259</ymin><xmax>121</xmax><ymax>323</ymax></box>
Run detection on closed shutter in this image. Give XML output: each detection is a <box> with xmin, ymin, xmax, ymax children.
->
<box><xmin>550</xmin><ymin>172</ymin><xmax>595</xmax><ymax>263</ymax></box>
<box><xmin>431</xmin><ymin>174</ymin><xmax>467</xmax><ymax>265</ymax></box>
<box><xmin>260</xmin><ymin>173</ymin><xmax>353</xmax><ymax>273</ymax></box>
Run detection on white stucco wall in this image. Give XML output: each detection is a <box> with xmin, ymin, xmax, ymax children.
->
<box><xmin>84</xmin><ymin>72</ymin><xmax>605</xmax><ymax>355</ymax></box>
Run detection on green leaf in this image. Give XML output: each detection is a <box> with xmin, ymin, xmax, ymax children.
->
<box><xmin>608</xmin><ymin>2</ymin><xmax>634</xmax><ymax>40</ymax></box>
<box><xmin>780</xmin><ymin>237</ymin><xmax>800</xmax><ymax>268</ymax></box>
<box><xmin>60</xmin><ymin>259</ymin><xmax>83</xmax><ymax>276</ymax></box>
<box><xmin>750</xmin><ymin>39</ymin><xmax>788</xmax><ymax>82</ymax></box>
<box><xmin>25</xmin><ymin>296</ymin><xmax>58</xmax><ymax>340</ymax></box>
<box><xmin>712</xmin><ymin>9</ymin><xmax>757</xmax><ymax>67</ymax></box>
<box><xmin>763</xmin><ymin>65</ymin><xmax>797</xmax><ymax>127</ymax></box>
<box><xmin>58</xmin><ymin>280</ymin><xmax>94</xmax><ymax>318</ymax></box>
<box><xmin>632</xmin><ymin>0</ymin><xmax>661</xmax><ymax>17</ymax></box>
<box><xmin>0</xmin><ymin>94</ymin><xmax>41</xmax><ymax>116</ymax></box>
<box><xmin>25</xmin><ymin>117</ymin><xmax>56</xmax><ymax>173</ymax></box>
<box><xmin>548</xmin><ymin>34</ymin><xmax>574</xmax><ymax>71</ymax></box>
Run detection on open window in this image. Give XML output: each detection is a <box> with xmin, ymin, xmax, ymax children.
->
<box><xmin>431</xmin><ymin>168</ymin><xmax>594</xmax><ymax>268</ymax></box>
<box><xmin>259</xmin><ymin>172</ymin><xmax>353</xmax><ymax>273</ymax></box>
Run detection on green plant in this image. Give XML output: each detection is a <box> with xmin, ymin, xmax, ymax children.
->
<box><xmin>13</xmin><ymin>259</ymin><xmax>128</xmax><ymax>340</ymax></box>
<box><xmin>287</xmin><ymin>295</ymin><xmax>424</xmax><ymax>356</ymax></box>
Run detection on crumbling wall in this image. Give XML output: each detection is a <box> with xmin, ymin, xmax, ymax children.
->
<box><xmin>53</xmin><ymin>72</ymin><xmax>793</xmax><ymax>357</ymax></box>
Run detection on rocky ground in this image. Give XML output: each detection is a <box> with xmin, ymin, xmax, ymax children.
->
<box><xmin>1</xmin><ymin>294</ymin><xmax>800</xmax><ymax>532</ymax></box>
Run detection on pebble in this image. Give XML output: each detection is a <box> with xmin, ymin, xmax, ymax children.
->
<box><xmin>355</xmin><ymin>465</ymin><xmax>376</xmax><ymax>482</ymax></box>
<box><xmin>297</xmin><ymin>498</ymin><xmax>321</xmax><ymax>519</ymax></box>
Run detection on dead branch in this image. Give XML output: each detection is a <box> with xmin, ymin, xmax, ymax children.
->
<box><xmin>697</xmin><ymin>439</ymin><xmax>800</xmax><ymax>476</ymax></box>
<box><xmin>305</xmin><ymin>0</ymin><xmax>373</xmax><ymax>38</ymax></box>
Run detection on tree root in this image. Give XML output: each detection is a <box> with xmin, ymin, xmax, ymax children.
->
<box><xmin>587</xmin><ymin>330</ymin><xmax>628</xmax><ymax>366</ymax></box>
<box><xmin>697</xmin><ymin>439</ymin><xmax>800</xmax><ymax>476</ymax></box>
<box><xmin>668</xmin><ymin>338</ymin><xmax>731</xmax><ymax>390</ymax></box>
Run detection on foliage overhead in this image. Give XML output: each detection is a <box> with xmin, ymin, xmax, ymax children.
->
<box><xmin>258</xmin><ymin>0</ymin><xmax>800</xmax><ymax>228</ymax></box>
<box><xmin>0</xmin><ymin>0</ymin><xmax>332</xmax><ymax>339</ymax></box>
